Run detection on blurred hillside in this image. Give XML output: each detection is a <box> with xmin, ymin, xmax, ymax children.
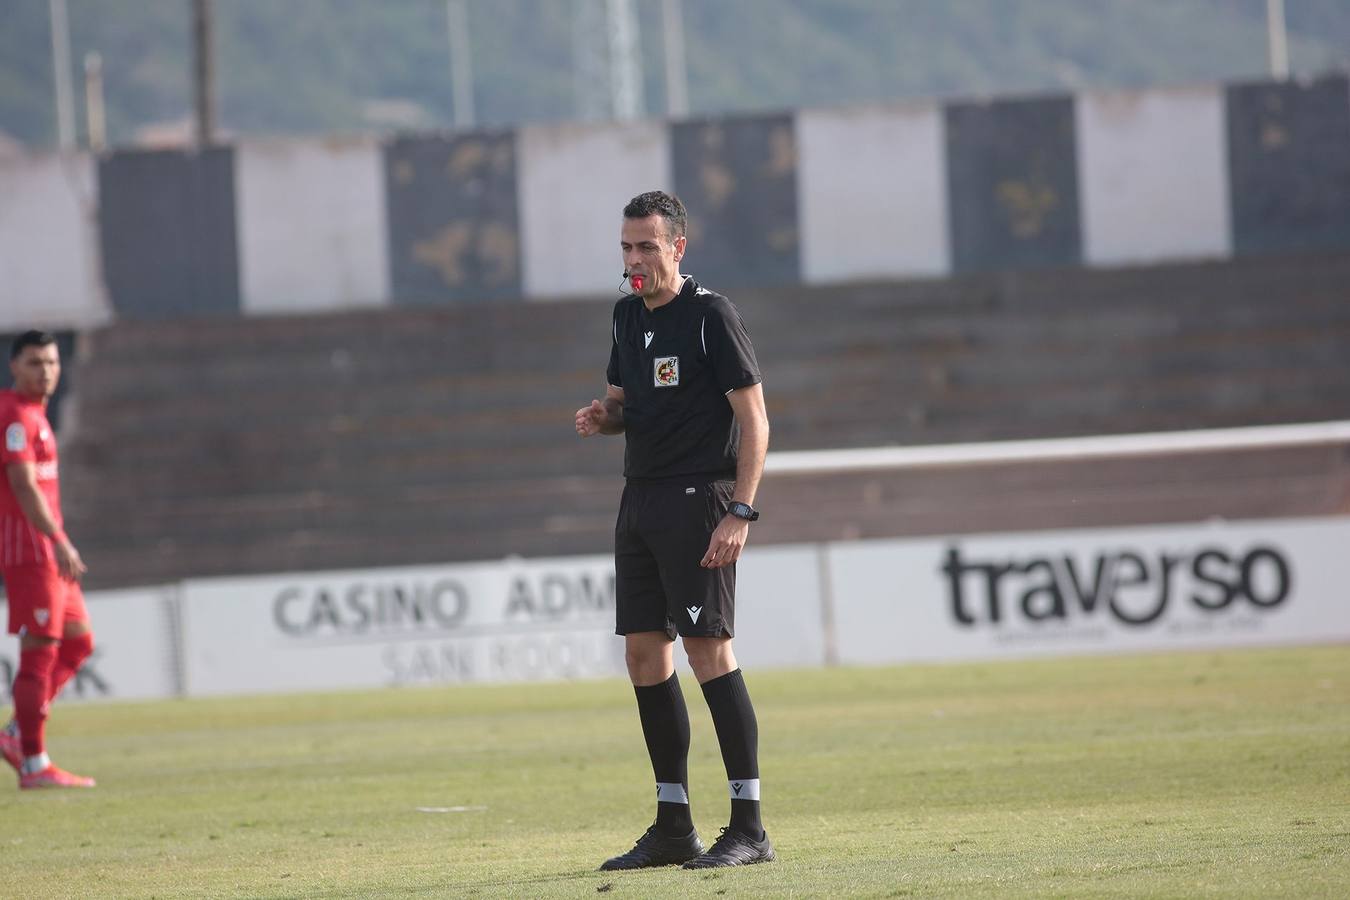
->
<box><xmin>2</xmin><ymin>0</ymin><xmax>1349</xmax><ymax>149</ymax></box>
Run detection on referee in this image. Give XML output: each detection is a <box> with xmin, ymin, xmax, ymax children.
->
<box><xmin>575</xmin><ymin>190</ymin><xmax>774</xmax><ymax>870</ymax></box>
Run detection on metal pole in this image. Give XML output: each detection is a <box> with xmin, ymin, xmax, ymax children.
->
<box><xmin>573</xmin><ymin>0</ymin><xmax>607</xmax><ymax>121</ymax></box>
<box><xmin>1266</xmin><ymin>0</ymin><xmax>1290</xmax><ymax>80</ymax></box>
<box><xmin>660</xmin><ymin>0</ymin><xmax>688</xmax><ymax>118</ymax></box>
<box><xmin>606</xmin><ymin>0</ymin><xmax>643</xmax><ymax>120</ymax></box>
<box><xmin>49</xmin><ymin>0</ymin><xmax>76</xmax><ymax>150</ymax></box>
<box><xmin>192</xmin><ymin>0</ymin><xmax>216</xmax><ymax>146</ymax></box>
<box><xmin>447</xmin><ymin>0</ymin><xmax>476</xmax><ymax>129</ymax></box>
<box><xmin>84</xmin><ymin>52</ymin><xmax>106</xmax><ymax>152</ymax></box>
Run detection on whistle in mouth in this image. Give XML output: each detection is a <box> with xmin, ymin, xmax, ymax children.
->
<box><xmin>631</xmin><ymin>274</ymin><xmax>644</xmax><ymax>293</ymax></box>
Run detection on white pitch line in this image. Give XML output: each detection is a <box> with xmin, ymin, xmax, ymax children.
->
<box><xmin>764</xmin><ymin>420</ymin><xmax>1350</xmax><ymax>475</ymax></box>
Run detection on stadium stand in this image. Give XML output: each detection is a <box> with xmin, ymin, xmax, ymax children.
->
<box><xmin>60</xmin><ymin>250</ymin><xmax>1350</xmax><ymax>589</ymax></box>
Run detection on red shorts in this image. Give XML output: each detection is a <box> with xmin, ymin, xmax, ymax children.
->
<box><xmin>2</xmin><ymin>565</ymin><xmax>88</xmax><ymax>638</ymax></box>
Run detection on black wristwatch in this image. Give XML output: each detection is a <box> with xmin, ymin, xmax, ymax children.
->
<box><xmin>728</xmin><ymin>501</ymin><xmax>759</xmax><ymax>522</ymax></box>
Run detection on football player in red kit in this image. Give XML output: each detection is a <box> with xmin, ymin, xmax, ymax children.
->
<box><xmin>0</xmin><ymin>331</ymin><xmax>95</xmax><ymax>789</ymax></box>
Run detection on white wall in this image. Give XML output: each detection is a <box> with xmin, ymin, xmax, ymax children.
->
<box><xmin>733</xmin><ymin>543</ymin><xmax>827</xmax><ymax>668</ymax></box>
<box><xmin>1077</xmin><ymin>85</ymin><xmax>1231</xmax><ymax>266</ymax></box>
<box><xmin>235</xmin><ymin>139</ymin><xmax>390</xmax><ymax>314</ymax></box>
<box><xmin>0</xmin><ymin>585</ymin><xmax>180</xmax><ymax>703</ymax></box>
<box><xmin>517</xmin><ymin>122</ymin><xmax>670</xmax><ymax>299</ymax></box>
<box><xmin>0</xmin><ymin>152</ymin><xmax>109</xmax><ymax>330</ymax></box>
<box><xmin>796</xmin><ymin>103</ymin><xmax>950</xmax><ymax>282</ymax></box>
<box><xmin>179</xmin><ymin>554</ymin><xmax>627</xmax><ymax>695</ymax></box>
<box><xmin>7</xmin><ymin>514</ymin><xmax>1347</xmax><ymax>702</ymax></box>
<box><xmin>829</xmin><ymin>516</ymin><xmax>1348</xmax><ymax>664</ymax></box>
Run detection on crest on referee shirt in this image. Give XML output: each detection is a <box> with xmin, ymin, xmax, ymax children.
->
<box><xmin>5</xmin><ymin>423</ymin><xmax>24</xmax><ymax>452</ymax></box>
<box><xmin>654</xmin><ymin>356</ymin><xmax>679</xmax><ymax>387</ymax></box>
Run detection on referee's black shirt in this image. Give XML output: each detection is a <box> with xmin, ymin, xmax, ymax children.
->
<box><xmin>607</xmin><ymin>277</ymin><xmax>762</xmax><ymax>481</ymax></box>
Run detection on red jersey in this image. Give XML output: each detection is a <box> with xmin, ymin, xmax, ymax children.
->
<box><xmin>0</xmin><ymin>388</ymin><xmax>62</xmax><ymax>567</ymax></box>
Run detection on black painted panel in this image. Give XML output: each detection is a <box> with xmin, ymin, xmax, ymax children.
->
<box><xmin>671</xmin><ymin>114</ymin><xmax>799</xmax><ymax>289</ymax></box>
<box><xmin>945</xmin><ymin>96</ymin><xmax>1081</xmax><ymax>272</ymax></box>
<box><xmin>1228</xmin><ymin>75</ymin><xmax>1350</xmax><ymax>255</ymax></box>
<box><xmin>98</xmin><ymin>148</ymin><xmax>240</xmax><ymax>319</ymax></box>
<box><xmin>385</xmin><ymin>132</ymin><xmax>521</xmax><ymax>304</ymax></box>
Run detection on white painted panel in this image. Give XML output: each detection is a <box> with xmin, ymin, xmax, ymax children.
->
<box><xmin>518</xmin><ymin>122</ymin><xmax>669</xmax><ymax>299</ymax></box>
<box><xmin>733</xmin><ymin>543</ymin><xmax>825</xmax><ymax>670</ymax></box>
<box><xmin>1078</xmin><ymin>85</ymin><xmax>1231</xmax><ymax>265</ymax></box>
<box><xmin>829</xmin><ymin>515</ymin><xmax>1350</xmax><ymax>665</ymax></box>
<box><xmin>0</xmin><ymin>153</ymin><xmax>108</xmax><ymax>330</ymax></box>
<box><xmin>797</xmin><ymin>103</ymin><xmax>949</xmax><ymax>282</ymax></box>
<box><xmin>178</xmin><ymin>542</ymin><xmax>821</xmax><ymax>696</ymax></box>
<box><xmin>0</xmin><ymin>585</ymin><xmax>179</xmax><ymax>702</ymax></box>
<box><xmin>236</xmin><ymin>139</ymin><xmax>389</xmax><ymax>314</ymax></box>
<box><xmin>180</xmin><ymin>555</ymin><xmax>627</xmax><ymax>695</ymax></box>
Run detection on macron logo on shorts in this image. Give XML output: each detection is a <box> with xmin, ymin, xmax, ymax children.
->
<box><xmin>686</xmin><ymin>606</ymin><xmax>702</xmax><ymax>623</ymax></box>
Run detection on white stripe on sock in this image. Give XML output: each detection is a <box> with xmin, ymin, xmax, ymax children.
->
<box><xmin>728</xmin><ymin>778</ymin><xmax>759</xmax><ymax>801</ymax></box>
<box><xmin>21</xmin><ymin>752</ymin><xmax>50</xmax><ymax>775</ymax></box>
<box><xmin>656</xmin><ymin>782</ymin><xmax>689</xmax><ymax>804</ymax></box>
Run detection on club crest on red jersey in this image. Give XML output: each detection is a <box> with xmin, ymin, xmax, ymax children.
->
<box><xmin>5</xmin><ymin>423</ymin><xmax>24</xmax><ymax>452</ymax></box>
<box><xmin>653</xmin><ymin>356</ymin><xmax>679</xmax><ymax>387</ymax></box>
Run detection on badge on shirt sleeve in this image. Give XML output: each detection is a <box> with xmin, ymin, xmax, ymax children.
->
<box><xmin>5</xmin><ymin>423</ymin><xmax>25</xmax><ymax>452</ymax></box>
<box><xmin>654</xmin><ymin>356</ymin><xmax>680</xmax><ymax>387</ymax></box>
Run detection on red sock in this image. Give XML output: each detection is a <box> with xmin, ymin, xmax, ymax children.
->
<box><xmin>47</xmin><ymin>633</ymin><xmax>95</xmax><ymax>703</ymax></box>
<box><xmin>14</xmin><ymin>644</ymin><xmax>58</xmax><ymax>757</ymax></box>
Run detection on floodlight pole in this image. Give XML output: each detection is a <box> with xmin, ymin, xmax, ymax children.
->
<box><xmin>84</xmin><ymin>52</ymin><xmax>106</xmax><ymax>152</ymax></box>
<box><xmin>192</xmin><ymin>0</ymin><xmax>217</xmax><ymax>146</ymax></box>
<box><xmin>447</xmin><ymin>0</ymin><xmax>476</xmax><ymax>129</ymax></box>
<box><xmin>572</xmin><ymin>0</ymin><xmax>644</xmax><ymax>122</ymax></box>
<box><xmin>661</xmin><ymin>0</ymin><xmax>689</xmax><ymax>118</ymax></box>
<box><xmin>1266</xmin><ymin>0</ymin><xmax>1290</xmax><ymax>80</ymax></box>
<box><xmin>49</xmin><ymin>0</ymin><xmax>76</xmax><ymax>150</ymax></box>
<box><xmin>572</xmin><ymin>0</ymin><xmax>608</xmax><ymax>121</ymax></box>
<box><xmin>607</xmin><ymin>0</ymin><xmax>643</xmax><ymax>121</ymax></box>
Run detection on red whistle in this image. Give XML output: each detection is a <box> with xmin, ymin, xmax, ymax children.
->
<box><xmin>631</xmin><ymin>274</ymin><xmax>644</xmax><ymax>293</ymax></box>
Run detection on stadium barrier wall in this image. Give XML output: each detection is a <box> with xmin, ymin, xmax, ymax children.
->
<box><xmin>1077</xmin><ymin>84</ymin><xmax>1231</xmax><ymax>265</ymax></box>
<box><xmin>1227</xmin><ymin>76</ymin><xmax>1350</xmax><ymax>254</ymax></box>
<box><xmin>796</xmin><ymin>102</ymin><xmax>949</xmax><ymax>281</ymax></box>
<box><xmin>946</xmin><ymin>94</ymin><xmax>1082</xmax><ymax>272</ymax></box>
<box><xmin>385</xmin><ymin>131</ymin><xmax>522</xmax><ymax>305</ymax></box>
<box><xmin>2</xmin><ymin>74</ymin><xmax>1347</xmax><ymax>327</ymax></box>
<box><xmin>518</xmin><ymin>121</ymin><xmax>671</xmax><ymax>299</ymax></box>
<box><xmin>0</xmin><ymin>585</ymin><xmax>182</xmax><ymax>703</ymax></box>
<box><xmin>671</xmin><ymin>114</ymin><xmax>801</xmax><ymax>290</ymax></box>
<box><xmin>97</xmin><ymin>147</ymin><xmax>240</xmax><ymax>319</ymax></box>
<box><xmin>827</xmin><ymin>515</ymin><xmax>1347</xmax><ymax>665</ymax></box>
<box><xmin>236</xmin><ymin>138</ymin><xmax>390</xmax><ymax>315</ymax></box>
<box><xmin>6</xmin><ymin>513</ymin><xmax>1345</xmax><ymax>703</ymax></box>
<box><xmin>0</xmin><ymin>152</ymin><xmax>108</xmax><ymax>332</ymax></box>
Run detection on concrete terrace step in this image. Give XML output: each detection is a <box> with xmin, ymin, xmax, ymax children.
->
<box><xmin>70</xmin><ymin>441</ymin><xmax>1349</xmax><ymax>590</ymax></box>
<box><xmin>58</xmin><ymin>251</ymin><xmax>1350</xmax><ymax>588</ymax></box>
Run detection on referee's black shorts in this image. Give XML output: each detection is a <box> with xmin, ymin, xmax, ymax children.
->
<box><xmin>614</xmin><ymin>477</ymin><xmax>737</xmax><ymax>639</ymax></box>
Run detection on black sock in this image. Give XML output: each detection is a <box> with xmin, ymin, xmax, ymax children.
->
<box><xmin>634</xmin><ymin>672</ymin><xmax>693</xmax><ymax>835</ymax></box>
<box><xmin>700</xmin><ymin>668</ymin><xmax>763</xmax><ymax>839</ymax></box>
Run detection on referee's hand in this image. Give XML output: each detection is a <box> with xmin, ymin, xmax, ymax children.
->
<box><xmin>701</xmin><ymin>516</ymin><xmax>749</xmax><ymax>568</ymax></box>
<box><xmin>575</xmin><ymin>399</ymin><xmax>606</xmax><ymax>437</ymax></box>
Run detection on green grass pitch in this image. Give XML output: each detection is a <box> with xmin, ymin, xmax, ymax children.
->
<box><xmin>2</xmin><ymin>645</ymin><xmax>1346</xmax><ymax>898</ymax></box>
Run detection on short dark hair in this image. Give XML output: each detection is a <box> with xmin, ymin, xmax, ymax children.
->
<box><xmin>10</xmin><ymin>330</ymin><xmax>57</xmax><ymax>360</ymax></box>
<box><xmin>623</xmin><ymin>190</ymin><xmax>687</xmax><ymax>240</ymax></box>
